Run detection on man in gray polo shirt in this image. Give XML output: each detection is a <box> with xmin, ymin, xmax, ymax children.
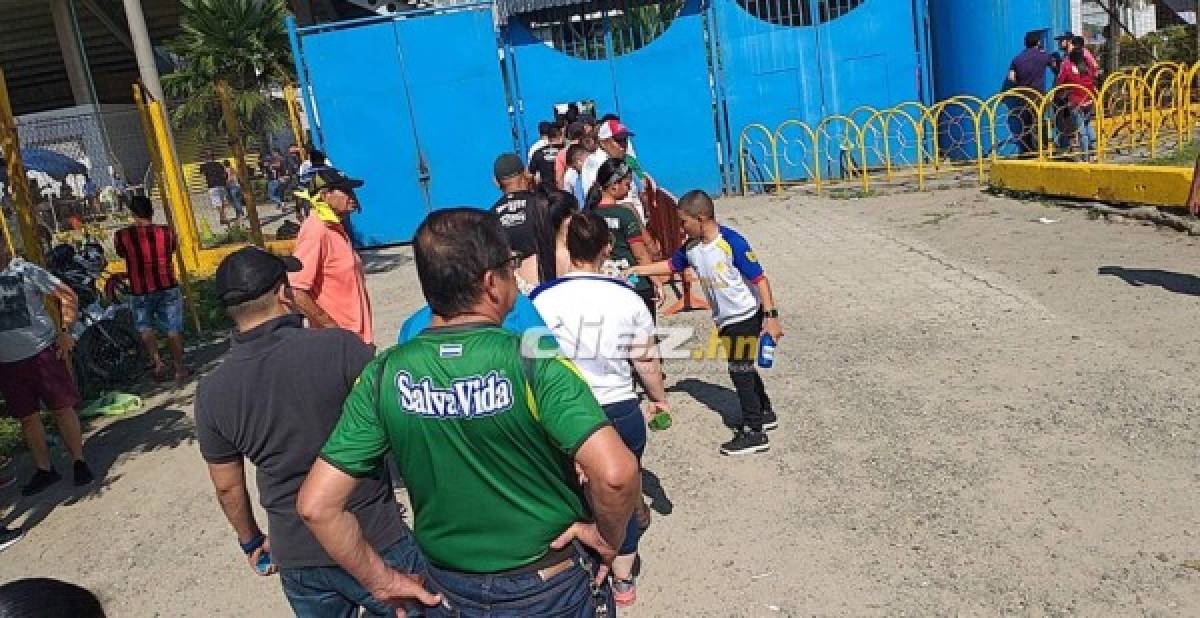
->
<box><xmin>195</xmin><ymin>246</ymin><xmax>427</xmax><ymax>616</ymax></box>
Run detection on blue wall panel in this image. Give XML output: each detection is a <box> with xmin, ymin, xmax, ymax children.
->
<box><xmin>301</xmin><ymin>20</ymin><xmax>427</xmax><ymax>246</ymax></box>
<box><xmin>815</xmin><ymin>2</ymin><xmax>923</xmax><ymax>115</ymax></box>
<box><xmin>506</xmin><ymin>0</ymin><xmax>720</xmax><ymax>196</ymax></box>
<box><xmin>394</xmin><ymin>8</ymin><xmax>516</xmax><ymax>211</ymax></box>
<box><xmin>715</xmin><ymin>0</ymin><xmax>926</xmax><ymax>184</ymax></box>
<box><xmin>929</xmin><ymin>0</ymin><xmax>1072</xmax><ymax>158</ymax></box>
<box><xmin>610</xmin><ymin>0</ymin><xmax>721</xmax><ymax>195</ymax></box>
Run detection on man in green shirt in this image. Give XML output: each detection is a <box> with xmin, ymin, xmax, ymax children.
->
<box><xmin>298</xmin><ymin>208</ymin><xmax>640</xmax><ymax>616</ymax></box>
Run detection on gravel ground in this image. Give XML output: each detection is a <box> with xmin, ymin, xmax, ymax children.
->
<box><xmin>2</xmin><ymin>188</ymin><xmax>1199</xmax><ymax>616</ymax></box>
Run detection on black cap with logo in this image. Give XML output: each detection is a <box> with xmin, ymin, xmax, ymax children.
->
<box><xmin>307</xmin><ymin>167</ymin><xmax>365</xmax><ymax>194</ymax></box>
<box><xmin>214</xmin><ymin>246</ymin><xmax>303</xmax><ymax>307</ymax></box>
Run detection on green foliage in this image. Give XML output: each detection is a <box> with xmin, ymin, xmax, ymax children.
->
<box><xmin>162</xmin><ymin>0</ymin><xmax>294</xmax><ymax>145</ymax></box>
<box><xmin>200</xmin><ymin>223</ymin><xmax>252</xmax><ymax>249</ymax></box>
<box><xmin>188</xmin><ymin>276</ymin><xmax>234</xmax><ymax>335</ymax></box>
<box><xmin>1146</xmin><ymin>140</ymin><xmax>1200</xmax><ymax>167</ymax></box>
<box><xmin>1100</xmin><ymin>25</ymin><xmax>1198</xmax><ymax>68</ymax></box>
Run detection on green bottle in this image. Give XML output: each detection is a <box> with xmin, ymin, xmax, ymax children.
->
<box><xmin>648</xmin><ymin>410</ymin><xmax>673</xmax><ymax>431</ymax></box>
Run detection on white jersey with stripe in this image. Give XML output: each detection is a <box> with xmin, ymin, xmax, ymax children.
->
<box><xmin>669</xmin><ymin>226</ymin><xmax>764</xmax><ymax>328</ymax></box>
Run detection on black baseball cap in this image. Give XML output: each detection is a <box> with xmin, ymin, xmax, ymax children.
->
<box><xmin>214</xmin><ymin>246</ymin><xmax>302</xmax><ymax>307</ymax></box>
<box><xmin>308</xmin><ymin>167</ymin><xmax>364</xmax><ymax>194</ymax></box>
<box><xmin>1054</xmin><ymin>31</ymin><xmax>1075</xmax><ymax>41</ymax></box>
<box><xmin>493</xmin><ymin>153</ymin><xmax>525</xmax><ymax>181</ymax></box>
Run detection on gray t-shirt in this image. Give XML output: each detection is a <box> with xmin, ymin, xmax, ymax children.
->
<box><xmin>195</xmin><ymin>314</ymin><xmax>406</xmax><ymax>569</ymax></box>
<box><xmin>0</xmin><ymin>258</ymin><xmax>60</xmax><ymax>363</ymax></box>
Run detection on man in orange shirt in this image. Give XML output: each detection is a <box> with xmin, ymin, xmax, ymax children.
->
<box><xmin>289</xmin><ymin>168</ymin><xmax>374</xmax><ymax>346</ymax></box>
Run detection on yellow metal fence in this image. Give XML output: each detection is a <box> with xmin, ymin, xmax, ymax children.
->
<box><xmin>739</xmin><ymin>61</ymin><xmax>1200</xmax><ymax>195</ymax></box>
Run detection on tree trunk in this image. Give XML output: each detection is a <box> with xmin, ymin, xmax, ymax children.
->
<box><xmin>1108</xmin><ymin>0</ymin><xmax>1122</xmax><ymax>72</ymax></box>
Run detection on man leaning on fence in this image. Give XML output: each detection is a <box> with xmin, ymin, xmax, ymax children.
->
<box><xmin>298</xmin><ymin>208</ymin><xmax>640</xmax><ymax>616</ymax></box>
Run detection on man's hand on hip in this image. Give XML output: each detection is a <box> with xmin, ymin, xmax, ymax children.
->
<box><xmin>369</xmin><ymin>569</ymin><xmax>442</xmax><ymax>617</ymax></box>
<box><xmin>551</xmin><ymin>522</ymin><xmax>617</xmax><ymax>585</ymax></box>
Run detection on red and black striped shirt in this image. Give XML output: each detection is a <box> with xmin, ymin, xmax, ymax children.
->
<box><xmin>114</xmin><ymin>224</ymin><xmax>178</xmax><ymax>296</ymax></box>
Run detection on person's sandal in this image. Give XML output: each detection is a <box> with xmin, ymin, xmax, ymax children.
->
<box><xmin>612</xmin><ymin>576</ymin><xmax>637</xmax><ymax>607</ymax></box>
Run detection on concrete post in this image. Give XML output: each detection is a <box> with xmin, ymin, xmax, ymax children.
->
<box><xmin>49</xmin><ymin>0</ymin><xmax>94</xmax><ymax>105</ymax></box>
<box><xmin>122</xmin><ymin>0</ymin><xmax>164</xmax><ymax>102</ymax></box>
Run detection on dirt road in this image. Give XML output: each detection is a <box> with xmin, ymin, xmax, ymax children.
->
<box><xmin>3</xmin><ymin>189</ymin><xmax>1199</xmax><ymax>616</ymax></box>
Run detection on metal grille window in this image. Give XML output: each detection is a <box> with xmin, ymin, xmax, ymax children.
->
<box><xmin>735</xmin><ymin>0</ymin><xmax>812</xmax><ymax>27</ymax></box>
<box><xmin>522</xmin><ymin>0</ymin><xmax>685</xmax><ymax>60</ymax></box>
<box><xmin>818</xmin><ymin>0</ymin><xmax>863</xmax><ymax>22</ymax></box>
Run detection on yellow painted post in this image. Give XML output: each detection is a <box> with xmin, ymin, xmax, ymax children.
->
<box><xmin>284</xmin><ymin>85</ymin><xmax>308</xmax><ymax>160</ymax></box>
<box><xmin>146</xmin><ymin>98</ymin><xmax>201</xmax><ymax>271</ymax></box>
<box><xmin>215</xmin><ymin>81</ymin><xmax>265</xmax><ymax>247</ymax></box>
<box><xmin>0</xmin><ymin>207</ymin><xmax>13</xmax><ymax>257</ymax></box>
<box><xmin>0</xmin><ymin>68</ymin><xmax>43</xmax><ymax>265</ymax></box>
<box><xmin>133</xmin><ymin>84</ymin><xmax>202</xmax><ymax>335</ymax></box>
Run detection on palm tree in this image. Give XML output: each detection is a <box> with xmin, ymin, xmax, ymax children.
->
<box><xmin>162</xmin><ymin>0</ymin><xmax>294</xmax><ymax>145</ymax></box>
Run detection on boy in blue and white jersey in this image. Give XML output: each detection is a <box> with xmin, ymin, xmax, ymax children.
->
<box><xmin>628</xmin><ymin>190</ymin><xmax>784</xmax><ymax>455</ymax></box>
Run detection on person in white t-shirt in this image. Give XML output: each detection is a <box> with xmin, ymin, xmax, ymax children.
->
<box><xmin>583</xmin><ymin>119</ymin><xmax>651</xmax><ymax>222</ymax></box>
<box><xmin>526</xmin><ymin>121</ymin><xmax>552</xmax><ymax>163</ymax></box>
<box><xmin>530</xmin><ymin>210</ymin><xmax>668</xmax><ymax>609</ymax></box>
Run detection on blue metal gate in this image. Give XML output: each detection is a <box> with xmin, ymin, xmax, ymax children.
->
<box><xmin>711</xmin><ymin>0</ymin><xmax>930</xmax><ymax>185</ymax></box>
<box><xmin>503</xmin><ymin>0</ymin><xmax>722</xmax><ymax>195</ymax></box>
<box><xmin>291</xmin><ymin>7</ymin><xmax>514</xmax><ymax>245</ymax></box>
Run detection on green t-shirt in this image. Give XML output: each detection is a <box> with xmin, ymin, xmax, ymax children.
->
<box><xmin>596</xmin><ymin>202</ymin><xmax>650</xmax><ymax>291</ymax></box>
<box><xmin>320</xmin><ymin>324</ymin><xmax>610</xmax><ymax>574</ymax></box>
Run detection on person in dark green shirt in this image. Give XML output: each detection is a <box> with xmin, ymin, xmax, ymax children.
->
<box><xmin>298</xmin><ymin>208</ymin><xmax>640</xmax><ymax>616</ymax></box>
<box><xmin>585</xmin><ymin>157</ymin><xmax>664</xmax><ymax>319</ymax></box>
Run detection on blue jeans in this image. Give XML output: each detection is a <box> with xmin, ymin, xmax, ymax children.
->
<box><xmin>132</xmin><ymin>287</ymin><xmax>184</xmax><ymax>334</ymax></box>
<box><xmin>603</xmin><ymin>398</ymin><xmax>645</xmax><ymax>555</ymax></box>
<box><xmin>423</xmin><ymin>543</ymin><xmax>612</xmax><ymax>617</ymax></box>
<box><xmin>228</xmin><ymin>185</ymin><xmax>246</xmax><ymax>218</ymax></box>
<box><xmin>280</xmin><ymin>536</ymin><xmax>427</xmax><ymax>618</ymax></box>
<box><xmin>267</xmin><ymin>179</ymin><xmax>281</xmax><ymax>203</ymax></box>
<box><xmin>1072</xmin><ymin>106</ymin><xmax>1096</xmax><ymax>155</ymax></box>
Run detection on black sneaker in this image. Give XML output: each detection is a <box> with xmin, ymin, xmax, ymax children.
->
<box><xmin>719</xmin><ymin>430</ymin><xmax>769</xmax><ymax>456</ymax></box>
<box><xmin>20</xmin><ymin>468</ymin><xmax>61</xmax><ymax>496</ymax></box>
<box><xmin>73</xmin><ymin>461</ymin><xmax>95</xmax><ymax>487</ymax></box>
<box><xmin>0</xmin><ymin>526</ymin><xmax>23</xmax><ymax>552</ymax></box>
<box><xmin>761</xmin><ymin>410</ymin><xmax>779</xmax><ymax>432</ymax></box>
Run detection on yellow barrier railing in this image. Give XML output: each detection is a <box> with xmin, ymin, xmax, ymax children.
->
<box><xmin>738</xmin><ymin>61</ymin><xmax>1200</xmax><ymax>195</ymax></box>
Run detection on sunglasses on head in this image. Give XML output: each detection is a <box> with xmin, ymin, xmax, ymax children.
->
<box><xmin>487</xmin><ymin>253</ymin><xmax>524</xmax><ymax>274</ymax></box>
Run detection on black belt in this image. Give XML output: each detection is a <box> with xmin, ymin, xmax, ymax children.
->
<box><xmin>491</xmin><ymin>544</ymin><xmax>579</xmax><ymax>578</ymax></box>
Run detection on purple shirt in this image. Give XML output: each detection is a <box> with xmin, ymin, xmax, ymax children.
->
<box><xmin>1009</xmin><ymin>48</ymin><xmax>1055</xmax><ymax>93</ymax></box>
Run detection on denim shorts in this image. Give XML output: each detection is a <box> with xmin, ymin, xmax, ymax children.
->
<box><xmin>132</xmin><ymin>287</ymin><xmax>184</xmax><ymax>334</ymax></box>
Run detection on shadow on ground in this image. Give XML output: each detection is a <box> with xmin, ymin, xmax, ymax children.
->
<box><xmin>1098</xmin><ymin>266</ymin><xmax>1200</xmax><ymax>297</ymax></box>
<box><xmin>1</xmin><ymin>405</ymin><xmax>194</xmax><ymax>532</ymax></box>
<box><xmin>641</xmin><ymin>468</ymin><xmax>673</xmax><ymax>516</ymax></box>
<box><xmin>670</xmin><ymin>378</ymin><xmax>740</xmax><ymax>428</ymax></box>
<box><xmin>360</xmin><ymin>249</ymin><xmax>411</xmax><ymax>275</ymax></box>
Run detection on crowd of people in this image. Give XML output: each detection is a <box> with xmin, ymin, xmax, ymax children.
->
<box><xmin>198</xmin><ymin>144</ymin><xmax>334</xmax><ymax>227</ymax></box>
<box><xmin>1006</xmin><ymin>30</ymin><xmax>1100</xmax><ymax>159</ymax></box>
<box><xmin>1</xmin><ymin>110</ymin><xmax>787</xmax><ymax>616</ymax></box>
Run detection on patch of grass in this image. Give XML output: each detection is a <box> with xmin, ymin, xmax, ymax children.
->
<box><xmin>200</xmin><ymin>223</ymin><xmax>252</xmax><ymax>249</ymax></box>
<box><xmin>827</xmin><ymin>188</ymin><xmax>877</xmax><ymax>200</ymax></box>
<box><xmin>0</xmin><ymin>417</ymin><xmax>23</xmax><ymax>458</ymax></box>
<box><xmin>1146</xmin><ymin>141</ymin><xmax>1200</xmax><ymax>167</ymax></box>
<box><xmin>187</xmin><ymin>276</ymin><xmax>233</xmax><ymax>336</ymax></box>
